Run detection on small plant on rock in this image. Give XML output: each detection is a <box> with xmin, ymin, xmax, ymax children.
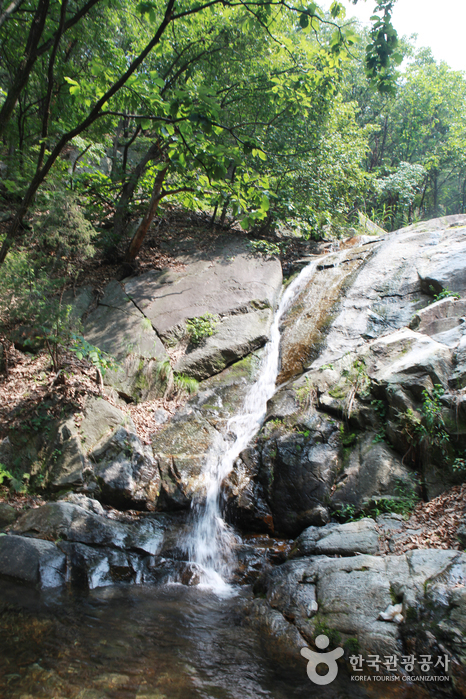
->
<box><xmin>429</xmin><ymin>285</ymin><xmax>460</xmax><ymax>303</ymax></box>
<box><xmin>186</xmin><ymin>313</ymin><xmax>218</xmax><ymax>345</ymax></box>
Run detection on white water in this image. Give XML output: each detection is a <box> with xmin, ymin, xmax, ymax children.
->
<box><xmin>185</xmin><ymin>255</ymin><xmax>334</xmax><ymax>594</ymax></box>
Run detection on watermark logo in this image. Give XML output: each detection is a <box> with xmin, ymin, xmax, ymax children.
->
<box><xmin>300</xmin><ymin>634</ymin><xmax>344</xmax><ymax>686</ymax></box>
<box><xmin>301</xmin><ymin>639</ymin><xmax>452</xmax><ymax>686</ymax></box>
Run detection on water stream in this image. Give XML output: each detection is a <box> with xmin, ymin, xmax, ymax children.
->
<box><xmin>185</xmin><ymin>253</ymin><xmax>342</xmax><ymax>592</ymax></box>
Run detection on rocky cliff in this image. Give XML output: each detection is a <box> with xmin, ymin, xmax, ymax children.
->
<box><xmin>1</xmin><ymin>216</ymin><xmax>466</xmax><ymax>695</ymax></box>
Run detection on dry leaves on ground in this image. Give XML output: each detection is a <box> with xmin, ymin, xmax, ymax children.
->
<box><xmin>380</xmin><ymin>484</ymin><xmax>466</xmax><ymax>555</ymax></box>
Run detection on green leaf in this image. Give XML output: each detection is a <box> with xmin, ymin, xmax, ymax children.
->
<box><xmin>299</xmin><ymin>13</ymin><xmax>309</xmax><ymax>29</ymax></box>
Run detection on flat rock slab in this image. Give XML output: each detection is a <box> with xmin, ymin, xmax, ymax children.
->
<box><xmin>84</xmin><ymin>281</ymin><xmax>167</xmax><ymax>362</ymax></box>
<box><xmin>174</xmin><ymin>308</ymin><xmax>272</xmax><ymax>380</ymax></box>
<box><xmin>295</xmin><ymin>518</ymin><xmax>380</xmax><ymax>556</ymax></box>
<box><xmin>10</xmin><ymin>501</ymin><xmax>165</xmax><ymax>555</ymax></box>
<box><xmin>123</xmin><ymin>236</ymin><xmax>282</xmax><ymax>337</ymax></box>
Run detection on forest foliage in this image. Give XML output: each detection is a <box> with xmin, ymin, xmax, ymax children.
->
<box><xmin>1</xmin><ymin>0</ymin><xmax>466</xmax><ymax>335</ymax></box>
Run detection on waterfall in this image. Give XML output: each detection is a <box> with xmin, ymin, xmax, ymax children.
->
<box><xmin>184</xmin><ymin>254</ymin><xmax>336</xmax><ymax>593</ymax></box>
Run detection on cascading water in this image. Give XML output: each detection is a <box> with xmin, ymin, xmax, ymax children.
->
<box><xmin>185</xmin><ymin>253</ymin><xmax>342</xmax><ymax>593</ymax></box>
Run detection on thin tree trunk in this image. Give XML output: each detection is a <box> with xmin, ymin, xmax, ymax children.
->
<box><xmin>0</xmin><ymin>0</ymin><xmax>50</xmax><ymax>138</ymax></box>
<box><xmin>126</xmin><ymin>165</ymin><xmax>169</xmax><ymax>262</ymax></box>
<box><xmin>113</xmin><ymin>140</ymin><xmax>161</xmax><ymax>240</ymax></box>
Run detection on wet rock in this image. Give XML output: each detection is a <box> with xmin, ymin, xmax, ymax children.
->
<box><xmin>10</xmin><ymin>501</ymin><xmax>166</xmax><ymax>557</ymax></box>
<box><xmin>278</xmin><ymin>245</ymin><xmax>376</xmax><ymax>383</ymax></box>
<box><xmin>153</xmin><ymin>408</ymin><xmax>218</xmax><ymax>509</ymax></box>
<box><xmin>0</xmin><ymin>534</ymin><xmax>66</xmax><ymax>588</ymax></box>
<box><xmin>10</xmin><ymin>502</ymin><xmax>132</xmax><ymax>548</ymax></box>
<box><xmin>294</xmin><ymin>518</ymin><xmax>380</xmax><ymax>557</ymax></box>
<box><xmin>259</xmin><ymin>429</ymin><xmax>339</xmax><ymax>537</ymax></box>
<box><xmin>222</xmin><ymin>448</ymin><xmax>274</xmax><ymax>534</ymax></box>
<box><xmin>152</xmin><ymin>354</ymin><xmax>263</xmax><ymax>509</ymax></box>
<box><xmin>241</xmin><ymin>598</ymin><xmax>307</xmax><ymax>666</ymax></box>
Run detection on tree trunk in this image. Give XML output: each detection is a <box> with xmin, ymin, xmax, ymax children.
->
<box><xmin>112</xmin><ymin>140</ymin><xmax>162</xmax><ymax>240</ymax></box>
<box><xmin>0</xmin><ymin>0</ymin><xmax>50</xmax><ymax>138</ymax></box>
<box><xmin>126</xmin><ymin>165</ymin><xmax>169</xmax><ymax>262</ymax></box>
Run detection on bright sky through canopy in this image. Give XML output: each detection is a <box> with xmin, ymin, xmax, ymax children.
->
<box><xmin>325</xmin><ymin>0</ymin><xmax>466</xmax><ymax>73</ymax></box>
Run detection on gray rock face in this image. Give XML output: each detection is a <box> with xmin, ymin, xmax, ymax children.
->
<box><xmin>330</xmin><ymin>434</ymin><xmax>417</xmax><ymax>512</ymax></box>
<box><xmin>11</xmin><ymin>501</ymin><xmax>131</xmax><ymax>548</ymax></box>
<box><xmin>222</xmin><ymin>447</ymin><xmax>274</xmax><ymax>534</ymax></box>
<box><xmin>152</xmin><ymin>353</ymin><xmax>263</xmax><ymax>507</ymax></box>
<box><xmin>314</xmin><ymin>215</ymin><xmax>466</xmax><ymax>367</ymax></box>
<box><xmin>10</xmin><ymin>501</ymin><xmax>166</xmax><ymax>555</ymax></box>
<box><xmin>124</xmin><ymin>236</ymin><xmax>282</xmax><ymax>336</ymax></box>
<box><xmin>409</xmin><ymin>296</ymin><xmax>466</xmax><ymax>340</ymax></box>
<box><xmin>278</xmin><ymin>244</ymin><xmax>376</xmax><ymax>384</ymax></box>
<box><xmin>123</xmin><ymin>236</ymin><xmax>282</xmax><ymax>380</ymax></box>
<box><xmin>92</xmin><ymin>427</ymin><xmax>160</xmax><ymax>510</ymax></box>
<box><xmin>174</xmin><ymin>308</ymin><xmax>273</xmax><ymax>380</ymax></box>
<box><xmin>295</xmin><ymin>518</ymin><xmax>380</xmax><ymax>557</ymax></box>
<box><xmin>84</xmin><ymin>281</ymin><xmax>166</xmax><ymax>362</ymax></box>
<box><xmin>0</xmin><ymin>534</ymin><xmax>66</xmax><ymax>588</ymax></box>
<box><xmin>42</xmin><ymin>397</ymin><xmax>160</xmax><ymax>510</ymax></box>
<box><xmin>251</xmin><ymin>548</ymin><xmax>466</xmax><ymax>668</ymax></box>
<box><xmin>257</xmin><ymin>414</ymin><xmax>340</xmax><ymax>536</ymax></box>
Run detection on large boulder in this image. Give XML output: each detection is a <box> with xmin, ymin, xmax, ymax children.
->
<box><xmin>330</xmin><ymin>433</ymin><xmax>418</xmax><ymax>512</ymax></box>
<box><xmin>174</xmin><ymin>308</ymin><xmax>272</xmax><ymax>380</ymax></box>
<box><xmin>91</xmin><ymin>427</ymin><xmax>160</xmax><ymax>510</ymax></box>
<box><xmin>83</xmin><ymin>281</ymin><xmax>169</xmax><ymax>401</ymax></box>
<box><xmin>0</xmin><ymin>534</ymin><xmax>66</xmax><ymax>588</ymax></box>
<box><xmin>152</xmin><ymin>353</ymin><xmax>263</xmax><ymax>508</ymax></box>
<box><xmin>123</xmin><ymin>235</ymin><xmax>282</xmax><ymax>337</ymax></box>
<box><xmin>256</xmin><ymin>412</ymin><xmax>341</xmax><ymax>536</ymax></box>
<box><xmin>314</xmin><ymin>215</ymin><xmax>466</xmax><ymax>368</ymax></box>
<box><xmin>124</xmin><ymin>235</ymin><xmax>282</xmax><ymax>379</ymax></box>
<box><xmin>251</xmin><ymin>548</ymin><xmax>466</xmax><ymax>681</ymax></box>
<box><xmin>294</xmin><ymin>518</ymin><xmax>381</xmax><ymax>557</ymax></box>
<box><xmin>42</xmin><ymin>397</ymin><xmax>160</xmax><ymax>510</ymax></box>
<box><xmin>10</xmin><ymin>501</ymin><xmax>165</xmax><ymax>555</ymax></box>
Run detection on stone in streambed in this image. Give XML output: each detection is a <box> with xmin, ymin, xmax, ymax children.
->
<box><xmin>0</xmin><ymin>534</ymin><xmax>66</xmax><ymax>588</ymax></box>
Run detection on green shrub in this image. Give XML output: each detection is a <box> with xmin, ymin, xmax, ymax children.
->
<box><xmin>186</xmin><ymin>313</ymin><xmax>218</xmax><ymax>345</ymax></box>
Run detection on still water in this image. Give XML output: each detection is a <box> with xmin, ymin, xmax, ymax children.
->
<box><xmin>0</xmin><ymin>581</ymin><xmax>370</xmax><ymax>699</ymax></box>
